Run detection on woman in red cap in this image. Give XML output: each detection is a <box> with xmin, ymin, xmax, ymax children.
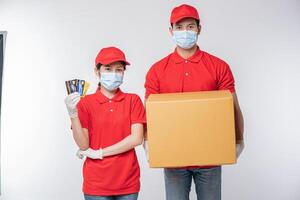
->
<box><xmin>65</xmin><ymin>47</ymin><xmax>145</xmax><ymax>200</ymax></box>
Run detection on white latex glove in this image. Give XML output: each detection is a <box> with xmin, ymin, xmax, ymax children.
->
<box><xmin>64</xmin><ymin>92</ymin><xmax>80</xmax><ymax>118</ymax></box>
<box><xmin>76</xmin><ymin>149</ymin><xmax>84</xmax><ymax>159</ymax></box>
<box><xmin>76</xmin><ymin>148</ymin><xmax>103</xmax><ymax>160</ymax></box>
<box><xmin>236</xmin><ymin>141</ymin><xmax>245</xmax><ymax>159</ymax></box>
<box><xmin>143</xmin><ymin>140</ymin><xmax>149</xmax><ymax>162</ymax></box>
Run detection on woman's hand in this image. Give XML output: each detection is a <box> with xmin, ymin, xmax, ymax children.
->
<box><xmin>65</xmin><ymin>92</ymin><xmax>80</xmax><ymax>118</ymax></box>
<box><xmin>77</xmin><ymin>148</ymin><xmax>103</xmax><ymax>159</ymax></box>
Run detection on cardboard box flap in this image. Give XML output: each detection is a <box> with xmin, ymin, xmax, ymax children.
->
<box><xmin>147</xmin><ymin>90</ymin><xmax>232</xmax><ymax>102</ymax></box>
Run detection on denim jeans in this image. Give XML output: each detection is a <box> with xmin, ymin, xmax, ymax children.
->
<box><xmin>164</xmin><ymin>166</ymin><xmax>221</xmax><ymax>200</ymax></box>
<box><xmin>84</xmin><ymin>193</ymin><xmax>138</xmax><ymax>200</ymax></box>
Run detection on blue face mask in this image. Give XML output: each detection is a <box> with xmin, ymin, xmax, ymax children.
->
<box><xmin>100</xmin><ymin>72</ymin><xmax>123</xmax><ymax>91</ymax></box>
<box><xmin>172</xmin><ymin>30</ymin><xmax>198</xmax><ymax>49</ymax></box>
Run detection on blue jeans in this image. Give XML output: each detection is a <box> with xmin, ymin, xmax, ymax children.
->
<box><xmin>164</xmin><ymin>167</ymin><xmax>221</xmax><ymax>200</ymax></box>
<box><xmin>84</xmin><ymin>193</ymin><xmax>138</xmax><ymax>200</ymax></box>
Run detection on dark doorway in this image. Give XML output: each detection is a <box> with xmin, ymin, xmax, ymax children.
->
<box><xmin>0</xmin><ymin>31</ymin><xmax>6</xmax><ymax>195</ymax></box>
<box><xmin>0</xmin><ymin>34</ymin><xmax>4</xmax><ymax>114</ymax></box>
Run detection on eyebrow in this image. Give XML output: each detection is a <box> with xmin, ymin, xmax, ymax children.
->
<box><xmin>175</xmin><ymin>23</ymin><xmax>197</xmax><ymax>27</ymax></box>
<box><xmin>115</xmin><ymin>64</ymin><xmax>124</xmax><ymax>67</ymax></box>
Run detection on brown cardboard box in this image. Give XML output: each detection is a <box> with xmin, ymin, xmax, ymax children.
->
<box><xmin>146</xmin><ymin>90</ymin><xmax>236</xmax><ymax>168</ymax></box>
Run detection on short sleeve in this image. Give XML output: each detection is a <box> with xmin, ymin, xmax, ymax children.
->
<box><xmin>144</xmin><ymin>66</ymin><xmax>160</xmax><ymax>99</ymax></box>
<box><xmin>77</xmin><ymin>99</ymin><xmax>89</xmax><ymax>129</ymax></box>
<box><xmin>217</xmin><ymin>62</ymin><xmax>236</xmax><ymax>93</ymax></box>
<box><xmin>130</xmin><ymin>95</ymin><xmax>146</xmax><ymax>124</ymax></box>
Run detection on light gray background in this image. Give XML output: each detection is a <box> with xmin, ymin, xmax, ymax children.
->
<box><xmin>0</xmin><ymin>0</ymin><xmax>300</xmax><ymax>200</ymax></box>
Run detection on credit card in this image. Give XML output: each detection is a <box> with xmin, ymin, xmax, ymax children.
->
<box><xmin>69</xmin><ymin>79</ymin><xmax>78</xmax><ymax>93</ymax></box>
<box><xmin>77</xmin><ymin>80</ymin><xmax>85</xmax><ymax>96</ymax></box>
<box><xmin>65</xmin><ymin>81</ymin><xmax>72</xmax><ymax>94</ymax></box>
<box><xmin>65</xmin><ymin>79</ymin><xmax>89</xmax><ymax>96</ymax></box>
<box><xmin>83</xmin><ymin>81</ymin><xmax>90</xmax><ymax>96</ymax></box>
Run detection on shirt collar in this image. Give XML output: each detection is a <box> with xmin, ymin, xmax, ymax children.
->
<box><xmin>95</xmin><ymin>88</ymin><xmax>126</xmax><ymax>104</ymax></box>
<box><xmin>171</xmin><ymin>46</ymin><xmax>203</xmax><ymax>64</ymax></box>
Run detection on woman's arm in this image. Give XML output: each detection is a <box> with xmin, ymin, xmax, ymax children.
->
<box><xmin>65</xmin><ymin>92</ymin><xmax>90</xmax><ymax>150</ymax></box>
<box><xmin>71</xmin><ymin>117</ymin><xmax>89</xmax><ymax>150</ymax></box>
<box><xmin>102</xmin><ymin>123</ymin><xmax>144</xmax><ymax>157</ymax></box>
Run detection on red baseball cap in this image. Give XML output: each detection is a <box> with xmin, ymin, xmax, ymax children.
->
<box><xmin>170</xmin><ymin>4</ymin><xmax>200</xmax><ymax>24</ymax></box>
<box><xmin>95</xmin><ymin>47</ymin><xmax>130</xmax><ymax>66</ymax></box>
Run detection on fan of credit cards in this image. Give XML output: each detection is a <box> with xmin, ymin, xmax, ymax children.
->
<box><xmin>65</xmin><ymin>79</ymin><xmax>90</xmax><ymax>97</ymax></box>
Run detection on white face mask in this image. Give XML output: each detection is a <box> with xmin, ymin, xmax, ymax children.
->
<box><xmin>172</xmin><ymin>30</ymin><xmax>198</xmax><ymax>49</ymax></box>
<box><xmin>100</xmin><ymin>72</ymin><xmax>123</xmax><ymax>91</ymax></box>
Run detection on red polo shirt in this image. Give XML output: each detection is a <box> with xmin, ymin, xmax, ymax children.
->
<box><xmin>145</xmin><ymin>47</ymin><xmax>235</xmax><ymax>98</ymax></box>
<box><xmin>77</xmin><ymin>89</ymin><xmax>146</xmax><ymax>196</ymax></box>
<box><xmin>144</xmin><ymin>47</ymin><xmax>236</xmax><ymax>168</ymax></box>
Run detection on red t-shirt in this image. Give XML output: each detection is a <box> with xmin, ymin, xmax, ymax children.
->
<box><xmin>77</xmin><ymin>89</ymin><xmax>146</xmax><ymax>196</ymax></box>
<box><xmin>144</xmin><ymin>47</ymin><xmax>236</xmax><ymax>168</ymax></box>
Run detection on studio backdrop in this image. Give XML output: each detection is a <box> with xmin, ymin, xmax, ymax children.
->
<box><xmin>0</xmin><ymin>1</ymin><xmax>300</xmax><ymax>200</ymax></box>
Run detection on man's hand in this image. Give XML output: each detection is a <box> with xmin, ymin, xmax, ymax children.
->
<box><xmin>143</xmin><ymin>140</ymin><xmax>149</xmax><ymax>162</ymax></box>
<box><xmin>236</xmin><ymin>140</ymin><xmax>244</xmax><ymax>159</ymax></box>
<box><xmin>65</xmin><ymin>92</ymin><xmax>80</xmax><ymax>118</ymax></box>
<box><xmin>76</xmin><ymin>148</ymin><xmax>103</xmax><ymax>159</ymax></box>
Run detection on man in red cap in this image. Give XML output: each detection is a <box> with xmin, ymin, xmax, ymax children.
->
<box><xmin>144</xmin><ymin>4</ymin><xmax>244</xmax><ymax>200</ymax></box>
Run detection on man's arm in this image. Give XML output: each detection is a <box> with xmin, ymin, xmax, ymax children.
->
<box><xmin>232</xmin><ymin>92</ymin><xmax>244</xmax><ymax>144</ymax></box>
<box><xmin>143</xmin><ymin>66</ymin><xmax>159</xmax><ymax>160</ymax></box>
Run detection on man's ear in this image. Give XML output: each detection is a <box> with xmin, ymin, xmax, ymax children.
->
<box><xmin>198</xmin><ymin>25</ymin><xmax>202</xmax><ymax>35</ymax></box>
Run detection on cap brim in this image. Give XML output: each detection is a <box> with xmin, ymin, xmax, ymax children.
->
<box><xmin>171</xmin><ymin>15</ymin><xmax>199</xmax><ymax>24</ymax></box>
<box><xmin>99</xmin><ymin>58</ymin><xmax>130</xmax><ymax>66</ymax></box>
